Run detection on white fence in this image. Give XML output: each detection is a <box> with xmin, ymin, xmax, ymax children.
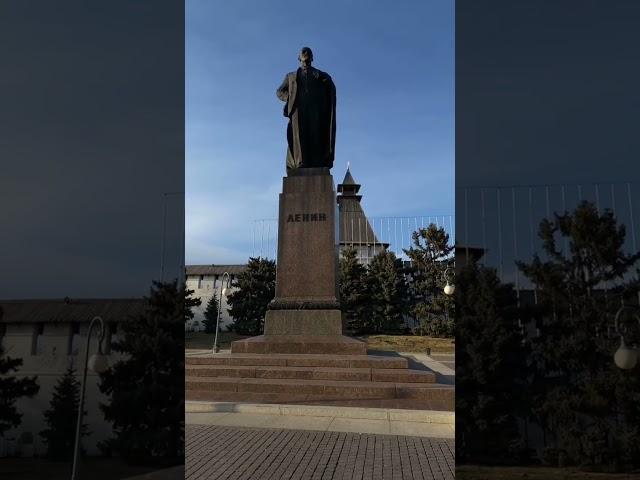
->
<box><xmin>251</xmin><ymin>215</ymin><xmax>456</xmax><ymax>261</ymax></box>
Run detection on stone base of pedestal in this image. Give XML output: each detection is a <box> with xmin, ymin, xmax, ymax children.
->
<box><xmin>230</xmin><ymin>334</ymin><xmax>367</xmax><ymax>355</ymax></box>
<box><xmin>264</xmin><ymin>309</ymin><xmax>343</xmax><ymax>335</ymax></box>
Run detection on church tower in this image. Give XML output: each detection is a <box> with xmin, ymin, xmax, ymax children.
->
<box><xmin>337</xmin><ymin>166</ymin><xmax>388</xmax><ymax>264</ymax></box>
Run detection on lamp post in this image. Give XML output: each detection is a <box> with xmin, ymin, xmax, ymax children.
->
<box><xmin>613</xmin><ymin>305</ymin><xmax>640</xmax><ymax>370</ymax></box>
<box><xmin>213</xmin><ymin>272</ymin><xmax>231</xmax><ymax>354</ymax></box>
<box><xmin>71</xmin><ymin>316</ymin><xmax>109</xmax><ymax>480</ymax></box>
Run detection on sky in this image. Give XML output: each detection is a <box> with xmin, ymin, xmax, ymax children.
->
<box><xmin>186</xmin><ymin>0</ymin><xmax>454</xmax><ymax>265</ymax></box>
<box><xmin>0</xmin><ymin>1</ymin><xmax>184</xmax><ymax>299</ymax></box>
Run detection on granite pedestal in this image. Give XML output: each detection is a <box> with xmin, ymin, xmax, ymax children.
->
<box><xmin>231</xmin><ymin>168</ymin><xmax>366</xmax><ymax>355</ymax></box>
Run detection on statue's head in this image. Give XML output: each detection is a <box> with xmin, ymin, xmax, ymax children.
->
<box><xmin>298</xmin><ymin>47</ymin><xmax>313</xmax><ymax>67</ymax></box>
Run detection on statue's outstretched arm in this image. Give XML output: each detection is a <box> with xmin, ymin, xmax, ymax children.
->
<box><xmin>276</xmin><ymin>75</ymin><xmax>289</xmax><ymax>102</ymax></box>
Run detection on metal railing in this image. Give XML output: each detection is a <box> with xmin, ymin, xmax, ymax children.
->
<box><xmin>251</xmin><ymin>215</ymin><xmax>456</xmax><ymax>262</ymax></box>
<box><xmin>457</xmin><ymin>182</ymin><xmax>640</xmax><ymax>287</ymax></box>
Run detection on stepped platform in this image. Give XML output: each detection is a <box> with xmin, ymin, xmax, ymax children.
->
<box><xmin>185</xmin><ymin>353</ymin><xmax>454</xmax><ymax>411</ymax></box>
<box><xmin>230</xmin><ymin>334</ymin><xmax>367</xmax><ymax>355</ymax></box>
<box><xmin>187</xmin><ymin>353</ymin><xmax>408</xmax><ymax>369</ymax></box>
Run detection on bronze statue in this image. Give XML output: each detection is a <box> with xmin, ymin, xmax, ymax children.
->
<box><xmin>277</xmin><ymin>47</ymin><xmax>336</xmax><ymax>172</ymax></box>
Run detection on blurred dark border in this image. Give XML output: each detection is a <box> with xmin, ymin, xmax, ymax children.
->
<box><xmin>0</xmin><ymin>1</ymin><xmax>185</xmax><ymax>477</ymax></box>
<box><xmin>456</xmin><ymin>0</ymin><xmax>640</xmax><ymax>473</ymax></box>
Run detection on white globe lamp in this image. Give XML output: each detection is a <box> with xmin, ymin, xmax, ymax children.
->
<box><xmin>614</xmin><ymin>338</ymin><xmax>638</xmax><ymax>370</ymax></box>
<box><xmin>88</xmin><ymin>353</ymin><xmax>109</xmax><ymax>373</ymax></box>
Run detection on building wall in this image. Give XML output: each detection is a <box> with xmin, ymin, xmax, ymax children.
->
<box><xmin>185</xmin><ymin>274</ymin><xmax>238</xmax><ymax>332</ymax></box>
<box><xmin>338</xmin><ymin>244</ymin><xmax>387</xmax><ymax>266</ymax></box>
<box><xmin>0</xmin><ymin>322</ymin><xmax>123</xmax><ymax>457</ymax></box>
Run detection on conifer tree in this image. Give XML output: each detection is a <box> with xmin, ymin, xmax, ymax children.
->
<box><xmin>99</xmin><ymin>280</ymin><xmax>200</xmax><ymax>464</ymax></box>
<box><xmin>517</xmin><ymin>201</ymin><xmax>640</xmax><ymax>467</ymax></box>
<box><xmin>202</xmin><ymin>292</ymin><xmax>219</xmax><ymax>334</ymax></box>
<box><xmin>365</xmin><ymin>250</ymin><xmax>409</xmax><ymax>333</ymax></box>
<box><xmin>40</xmin><ymin>366</ymin><xmax>88</xmax><ymax>460</ymax></box>
<box><xmin>339</xmin><ymin>247</ymin><xmax>370</xmax><ymax>333</ymax></box>
<box><xmin>227</xmin><ymin>257</ymin><xmax>276</xmax><ymax>336</ymax></box>
<box><xmin>455</xmin><ymin>261</ymin><xmax>526</xmax><ymax>462</ymax></box>
<box><xmin>0</xmin><ymin>343</ymin><xmax>39</xmax><ymax>437</ymax></box>
<box><xmin>404</xmin><ymin>224</ymin><xmax>455</xmax><ymax>336</ymax></box>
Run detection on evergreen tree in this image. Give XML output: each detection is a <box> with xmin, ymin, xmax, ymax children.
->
<box><xmin>202</xmin><ymin>292</ymin><xmax>219</xmax><ymax>334</ymax></box>
<box><xmin>365</xmin><ymin>250</ymin><xmax>409</xmax><ymax>333</ymax></box>
<box><xmin>404</xmin><ymin>224</ymin><xmax>455</xmax><ymax>337</ymax></box>
<box><xmin>455</xmin><ymin>261</ymin><xmax>527</xmax><ymax>462</ymax></box>
<box><xmin>40</xmin><ymin>366</ymin><xmax>88</xmax><ymax>460</ymax></box>
<box><xmin>0</xmin><ymin>343</ymin><xmax>39</xmax><ymax>437</ymax></box>
<box><xmin>339</xmin><ymin>247</ymin><xmax>370</xmax><ymax>333</ymax></box>
<box><xmin>227</xmin><ymin>257</ymin><xmax>276</xmax><ymax>336</ymax></box>
<box><xmin>517</xmin><ymin>201</ymin><xmax>640</xmax><ymax>468</ymax></box>
<box><xmin>99</xmin><ymin>280</ymin><xmax>200</xmax><ymax>464</ymax></box>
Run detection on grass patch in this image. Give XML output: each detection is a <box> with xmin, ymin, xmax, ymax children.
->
<box><xmin>185</xmin><ymin>331</ymin><xmax>251</xmax><ymax>350</ymax></box>
<box><xmin>456</xmin><ymin>466</ymin><xmax>639</xmax><ymax>479</ymax></box>
<box><xmin>359</xmin><ymin>335</ymin><xmax>454</xmax><ymax>353</ymax></box>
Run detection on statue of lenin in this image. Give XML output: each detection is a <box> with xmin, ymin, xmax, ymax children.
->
<box><xmin>276</xmin><ymin>47</ymin><xmax>336</xmax><ymax>172</ymax></box>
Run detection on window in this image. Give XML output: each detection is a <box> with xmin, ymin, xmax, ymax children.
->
<box><xmin>198</xmin><ymin>275</ymin><xmax>204</xmax><ymax>289</ymax></box>
<box><xmin>31</xmin><ymin>323</ymin><xmax>44</xmax><ymax>355</ymax></box>
<box><xmin>0</xmin><ymin>323</ymin><xmax>6</xmax><ymax>349</ymax></box>
<box><xmin>68</xmin><ymin>322</ymin><xmax>80</xmax><ymax>355</ymax></box>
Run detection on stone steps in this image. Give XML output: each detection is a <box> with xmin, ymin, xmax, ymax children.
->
<box><xmin>186</xmin><ymin>353</ymin><xmax>409</xmax><ymax>369</ymax></box>
<box><xmin>185</xmin><ymin>391</ymin><xmax>453</xmax><ymax>411</ymax></box>
<box><xmin>185</xmin><ymin>376</ymin><xmax>453</xmax><ymax>403</ymax></box>
<box><xmin>186</xmin><ymin>364</ymin><xmax>436</xmax><ymax>383</ymax></box>
<box><xmin>185</xmin><ymin>352</ymin><xmax>453</xmax><ymax>411</ymax></box>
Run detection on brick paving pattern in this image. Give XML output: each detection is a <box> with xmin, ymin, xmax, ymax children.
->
<box><xmin>186</xmin><ymin>424</ymin><xmax>454</xmax><ymax>480</ymax></box>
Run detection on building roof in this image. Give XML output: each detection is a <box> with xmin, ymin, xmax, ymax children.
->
<box><xmin>337</xmin><ymin>167</ymin><xmax>361</xmax><ymax>194</ymax></box>
<box><xmin>341</xmin><ymin>167</ymin><xmax>357</xmax><ymax>186</ymax></box>
<box><xmin>0</xmin><ymin>298</ymin><xmax>147</xmax><ymax>324</ymax></box>
<box><xmin>339</xmin><ymin>203</ymin><xmax>388</xmax><ymax>247</ymax></box>
<box><xmin>185</xmin><ymin>265</ymin><xmax>247</xmax><ymax>276</ymax></box>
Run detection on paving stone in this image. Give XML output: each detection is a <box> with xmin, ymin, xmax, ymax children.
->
<box><xmin>186</xmin><ymin>425</ymin><xmax>454</xmax><ymax>480</ymax></box>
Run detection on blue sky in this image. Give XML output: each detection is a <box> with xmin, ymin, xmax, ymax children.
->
<box><xmin>186</xmin><ymin>0</ymin><xmax>454</xmax><ymax>264</ymax></box>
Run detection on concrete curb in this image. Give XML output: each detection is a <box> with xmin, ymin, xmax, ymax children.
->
<box><xmin>186</xmin><ymin>401</ymin><xmax>454</xmax><ymax>424</ymax></box>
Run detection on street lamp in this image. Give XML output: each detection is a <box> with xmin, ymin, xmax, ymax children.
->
<box><xmin>212</xmin><ymin>272</ymin><xmax>231</xmax><ymax>354</ymax></box>
<box><xmin>71</xmin><ymin>316</ymin><xmax>109</xmax><ymax>480</ymax></box>
<box><xmin>443</xmin><ymin>266</ymin><xmax>455</xmax><ymax>296</ymax></box>
<box><xmin>613</xmin><ymin>305</ymin><xmax>640</xmax><ymax>370</ymax></box>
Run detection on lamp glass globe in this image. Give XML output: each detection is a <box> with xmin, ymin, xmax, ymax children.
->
<box><xmin>614</xmin><ymin>339</ymin><xmax>638</xmax><ymax>370</ymax></box>
<box><xmin>221</xmin><ymin>287</ymin><xmax>228</xmax><ymax>297</ymax></box>
<box><xmin>444</xmin><ymin>284</ymin><xmax>455</xmax><ymax>296</ymax></box>
<box><xmin>88</xmin><ymin>353</ymin><xmax>109</xmax><ymax>373</ymax></box>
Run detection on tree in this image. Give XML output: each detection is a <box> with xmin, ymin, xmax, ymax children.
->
<box><xmin>365</xmin><ymin>250</ymin><xmax>409</xmax><ymax>333</ymax></box>
<box><xmin>202</xmin><ymin>292</ymin><xmax>219</xmax><ymax>334</ymax></box>
<box><xmin>404</xmin><ymin>224</ymin><xmax>455</xmax><ymax>337</ymax></box>
<box><xmin>99</xmin><ymin>280</ymin><xmax>200</xmax><ymax>464</ymax></box>
<box><xmin>339</xmin><ymin>247</ymin><xmax>371</xmax><ymax>333</ymax></box>
<box><xmin>0</xmin><ymin>344</ymin><xmax>39</xmax><ymax>437</ymax></box>
<box><xmin>40</xmin><ymin>366</ymin><xmax>88</xmax><ymax>460</ymax></box>
<box><xmin>455</xmin><ymin>261</ymin><xmax>528</xmax><ymax>463</ymax></box>
<box><xmin>227</xmin><ymin>257</ymin><xmax>276</xmax><ymax>336</ymax></box>
<box><xmin>517</xmin><ymin>201</ymin><xmax>640</xmax><ymax>468</ymax></box>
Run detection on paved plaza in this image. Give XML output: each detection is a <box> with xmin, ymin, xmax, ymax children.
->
<box><xmin>186</xmin><ymin>424</ymin><xmax>454</xmax><ymax>480</ymax></box>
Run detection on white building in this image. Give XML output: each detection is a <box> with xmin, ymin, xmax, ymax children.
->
<box><xmin>185</xmin><ymin>265</ymin><xmax>246</xmax><ymax>332</ymax></box>
<box><xmin>0</xmin><ymin>298</ymin><xmax>146</xmax><ymax>457</ymax></box>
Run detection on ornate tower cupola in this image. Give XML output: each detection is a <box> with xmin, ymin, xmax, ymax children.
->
<box><xmin>336</xmin><ymin>165</ymin><xmax>388</xmax><ymax>264</ymax></box>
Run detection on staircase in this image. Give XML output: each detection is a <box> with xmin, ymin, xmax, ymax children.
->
<box><xmin>185</xmin><ymin>353</ymin><xmax>454</xmax><ymax>411</ymax></box>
